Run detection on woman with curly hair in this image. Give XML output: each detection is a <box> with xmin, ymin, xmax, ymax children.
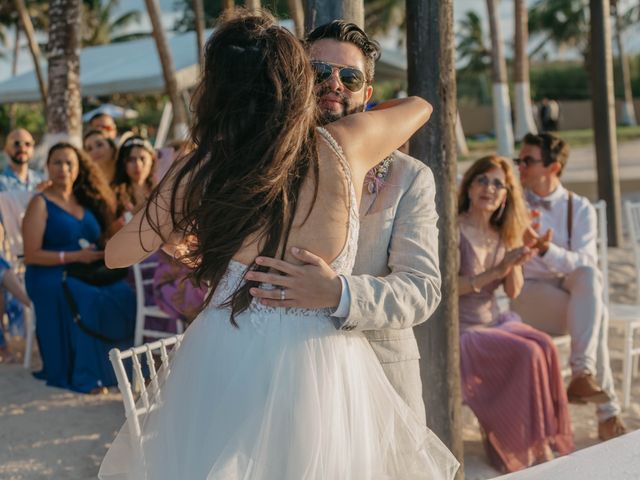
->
<box><xmin>457</xmin><ymin>155</ymin><xmax>573</xmax><ymax>472</ymax></box>
<box><xmin>112</xmin><ymin>136</ymin><xmax>156</xmax><ymax>214</ymax></box>
<box><xmin>22</xmin><ymin>142</ymin><xmax>135</xmax><ymax>394</ymax></box>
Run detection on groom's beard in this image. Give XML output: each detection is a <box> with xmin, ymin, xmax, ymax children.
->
<box><xmin>316</xmin><ymin>86</ymin><xmax>366</xmax><ymax>125</ymax></box>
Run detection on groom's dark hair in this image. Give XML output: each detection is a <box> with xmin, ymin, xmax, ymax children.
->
<box><xmin>305</xmin><ymin>21</ymin><xmax>381</xmax><ymax>84</ymax></box>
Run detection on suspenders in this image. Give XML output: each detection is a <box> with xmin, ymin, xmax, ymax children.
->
<box><xmin>566</xmin><ymin>191</ymin><xmax>574</xmax><ymax>251</ymax></box>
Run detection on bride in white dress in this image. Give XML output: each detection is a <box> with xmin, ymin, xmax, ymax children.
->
<box><xmin>99</xmin><ymin>11</ymin><xmax>459</xmax><ymax>480</ymax></box>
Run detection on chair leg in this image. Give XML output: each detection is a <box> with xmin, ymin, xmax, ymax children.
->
<box><xmin>622</xmin><ymin>323</ymin><xmax>633</xmax><ymax>410</ymax></box>
<box><xmin>22</xmin><ymin>307</ymin><xmax>34</xmax><ymax>370</ymax></box>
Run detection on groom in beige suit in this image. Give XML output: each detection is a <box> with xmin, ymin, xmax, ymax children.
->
<box><xmin>248</xmin><ymin>21</ymin><xmax>440</xmax><ymax>425</ymax></box>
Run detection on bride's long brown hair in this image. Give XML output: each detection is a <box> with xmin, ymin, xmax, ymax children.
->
<box><xmin>145</xmin><ymin>10</ymin><xmax>319</xmax><ymax>325</ymax></box>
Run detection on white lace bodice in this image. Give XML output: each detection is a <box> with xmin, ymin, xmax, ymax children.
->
<box><xmin>210</xmin><ymin>127</ymin><xmax>359</xmax><ymax>318</ymax></box>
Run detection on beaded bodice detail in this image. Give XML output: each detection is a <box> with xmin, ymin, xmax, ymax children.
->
<box><xmin>211</xmin><ymin>127</ymin><xmax>359</xmax><ymax>318</ymax></box>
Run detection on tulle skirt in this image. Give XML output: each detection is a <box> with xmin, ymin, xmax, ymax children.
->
<box><xmin>99</xmin><ymin>305</ymin><xmax>459</xmax><ymax>479</ymax></box>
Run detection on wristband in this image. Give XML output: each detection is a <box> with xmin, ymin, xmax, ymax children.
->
<box><xmin>59</xmin><ymin>251</ymin><xmax>65</xmax><ymax>264</ymax></box>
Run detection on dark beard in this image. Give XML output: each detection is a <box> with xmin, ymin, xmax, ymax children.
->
<box><xmin>9</xmin><ymin>154</ymin><xmax>29</xmax><ymax>165</ymax></box>
<box><xmin>316</xmin><ymin>86</ymin><xmax>366</xmax><ymax>125</ymax></box>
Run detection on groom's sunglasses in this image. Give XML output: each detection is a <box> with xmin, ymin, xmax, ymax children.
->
<box><xmin>311</xmin><ymin>61</ymin><xmax>366</xmax><ymax>92</ymax></box>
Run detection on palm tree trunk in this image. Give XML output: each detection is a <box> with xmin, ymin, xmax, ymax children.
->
<box><xmin>192</xmin><ymin>0</ymin><xmax>205</xmax><ymax>69</ymax></box>
<box><xmin>406</xmin><ymin>0</ymin><xmax>463</xmax><ymax>476</ymax></box>
<box><xmin>288</xmin><ymin>0</ymin><xmax>305</xmax><ymax>38</ymax></box>
<box><xmin>513</xmin><ymin>0</ymin><xmax>537</xmax><ymax>139</ymax></box>
<box><xmin>486</xmin><ymin>0</ymin><xmax>514</xmax><ymax>156</ymax></box>
<box><xmin>303</xmin><ymin>0</ymin><xmax>364</xmax><ymax>32</ymax></box>
<box><xmin>590</xmin><ymin>0</ymin><xmax>622</xmax><ymax>245</ymax></box>
<box><xmin>144</xmin><ymin>0</ymin><xmax>189</xmax><ymax>139</ymax></box>
<box><xmin>245</xmin><ymin>0</ymin><xmax>261</xmax><ymax>11</ymax></box>
<box><xmin>46</xmin><ymin>0</ymin><xmax>82</xmax><ymax>146</ymax></box>
<box><xmin>614</xmin><ymin>10</ymin><xmax>637</xmax><ymax>126</ymax></box>
<box><xmin>14</xmin><ymin>0</ymin><xmax>47</xmax><ymax>108</ymax></box>
<box><xmin>9</xmin><ymin>22</ymin><xmax>20</xmax><ymax>130</ymax></box>
<box><xmin>223</xmin><ymin>0</ymin><xmax>234</xmax><ymax>13</ymax></box>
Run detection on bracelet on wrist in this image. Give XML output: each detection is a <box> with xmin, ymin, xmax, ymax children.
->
<box><xmin>469</xmin><ymin>275</ymin><xmax>481</xmax><ymax>293</ymax></box>
<box><xmin>59</xmin><ymin>251</ymin><xmax>65</xmax><ymax>264</ymax></box>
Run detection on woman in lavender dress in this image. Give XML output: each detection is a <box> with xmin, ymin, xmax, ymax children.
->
<box><xmin>457</xmin><ymin>155</ymin><xmax>574</xmax><ymax>472</ymax></box>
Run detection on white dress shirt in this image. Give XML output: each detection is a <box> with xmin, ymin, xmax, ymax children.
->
<box><xmin>523</xmin><ymin>184</ymin><xmax>598</xmax><ymax>279</ymax></box>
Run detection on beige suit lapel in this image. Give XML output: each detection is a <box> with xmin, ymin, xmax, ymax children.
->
<box><xmin>359</xmin><ymin>189</ymin><xmax>377</xmax><ymax>217</ymax></box>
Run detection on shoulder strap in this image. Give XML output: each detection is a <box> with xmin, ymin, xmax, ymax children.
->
<box><xmin>316</xmin><ymin>126</ymin><xmax>357</xmax><ymax>211</ymax></box>
<box><xmin>567</xmin><ymin>190</ymin><xmax>573</xmax><ymax>251</ymax></box>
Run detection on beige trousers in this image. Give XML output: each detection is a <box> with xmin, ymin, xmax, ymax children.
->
<box><xmin>511</xmin><ymin>266</ymin><xmax>620</xmax><ymax>421</ymax></box>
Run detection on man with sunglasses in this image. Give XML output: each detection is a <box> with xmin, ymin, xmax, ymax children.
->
<box><xmin>0</xmin><ymin>128</ymin><xmax>46</xmax><ymax>192</ymax></box>
<box><xmin>249</xmin><ymin>21</ymin><xmax>440</xmax><ymax>424</ymax></box>
<box><xmin>511</xmin><ymin>132</ymin><xmax>626</xmax><ymax>441</ymax></box>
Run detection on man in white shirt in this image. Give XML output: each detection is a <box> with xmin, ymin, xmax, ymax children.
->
<box><xmin>510</xmin><ymin>132</ymin><xmax>626</xmax><ymax>441</ymax></box>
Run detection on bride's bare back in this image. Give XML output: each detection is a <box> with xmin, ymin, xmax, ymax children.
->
<box><xmin>105</xmin><ymin>98</ymin><xmax>431</xmax><ymax>270</ymax></box>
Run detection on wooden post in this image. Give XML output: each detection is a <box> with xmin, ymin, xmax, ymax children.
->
<box><xmin>303</xmin><ymin>0</ymin><xmax>364</xmax><ymax>33</ymax></box>
<box><xmin>590</xmin><ymin>0</ymin><xmax>623</xmax><ymax>245</ymax></box>
<box><xmin>192</xmin><ymin>0</ymin><xmax>205</xmax><ymax>69</ymax></box>
<box><xmin>406</xmin><ymin>0</ymin><xmax>463</xmax><ymax>476</ymax></box>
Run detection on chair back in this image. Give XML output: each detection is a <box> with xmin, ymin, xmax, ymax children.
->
<box><xmin>625</xmin><ymin>200</ymin><xmax>640</xmax><ymax>302</ymax></box>
<box><xmin>108</xmin><ymin>334</ymin><xmax>183</xmax><ymax>442</ymax></box>
<box><xmin>593</xmin><ymin>200</ymin><xmax>609</xmax><ymax>305</ymax></box>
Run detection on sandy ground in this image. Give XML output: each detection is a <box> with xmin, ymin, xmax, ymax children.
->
<box><xmin>1</xmin><ymin>245</ymin><xmax>638</xmax><ymax>480</ymax></box>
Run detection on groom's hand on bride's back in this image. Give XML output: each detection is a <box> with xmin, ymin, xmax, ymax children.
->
<box><xmin>246</xmin><ymin>247</ymin><xmax>342</xmax><ymax>309</ymax></box>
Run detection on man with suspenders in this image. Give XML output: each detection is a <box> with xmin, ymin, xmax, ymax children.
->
<box><xmin>510</xmin><ymin>132</ymin><xmax>626</xmax><ymax>441</ymax></box>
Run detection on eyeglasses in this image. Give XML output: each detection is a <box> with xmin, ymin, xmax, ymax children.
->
<box><xmin>310</xmin><ymin>61</ymin><xmax>366</xmax><ymax>92</ymax></box>
<box><xmin>13</xmin><ymin>140</ymin><xmax>34</xmax><ymax>148</ymax></box>
<box><xmin>474</xmin><ymin>175</ymin><xmax>507</xmax><ymax>191</ymax></box>
<box><xmin>513</xmin><ymin>156</ymin><xmax>544</xmax><ymax>168</ymax></box>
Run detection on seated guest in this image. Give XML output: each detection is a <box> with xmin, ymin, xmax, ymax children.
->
<box><xmin>458</xmin><ymin>155</ymin><xmax>574</xmax><ymax>472</ymax></box>
<box><xmin>83</xmin><ymin>129</ymin><xmax>117</xmax><ymax>184</ymax></box>
<box><xmin>112</xmin><ymin>136</ymin><xmax>156</xmax><ymax>214</ymax></box>
<box><xmin>23</xmin><ymin>143</ymin><xmax>135</xmax><ymax>394</ymax></box>
<box><xmin>1</xmin><ymin>128</ymin><xmax>48</xmax><ymax>192</ymax></box>
<box><xmin>0</xmin><ymin>129</ymin><xmax>48</xmax><ymax>346</ymax></box>
<box><xmin>511</xmin><ymin>132</ymin><xmax>626</xmax><ymax>440</ymax></box>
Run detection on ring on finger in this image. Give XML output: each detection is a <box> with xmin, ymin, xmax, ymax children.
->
<box><xmin>280</xmin><ymin>288</ymin><xmax>286</xmax><ymax>301</ymax></box>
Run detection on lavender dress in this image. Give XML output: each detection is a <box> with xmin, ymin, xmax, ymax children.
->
<box><xmin>458</xmin><ymin>230</ymin><xmax>574</xmax><ymax>472</ymax></box>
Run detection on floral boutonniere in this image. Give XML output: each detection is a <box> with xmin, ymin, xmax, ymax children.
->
<box><xmin>365</xmin><ymin>156</ymin><xmax>392</xmax><ymax>194</ymax></box>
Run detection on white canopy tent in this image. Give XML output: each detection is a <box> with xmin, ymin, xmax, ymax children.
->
<box><xmin>0</xmin><ymin>23</ymin><xmax>407</xmax><ymax>105</ymax></box>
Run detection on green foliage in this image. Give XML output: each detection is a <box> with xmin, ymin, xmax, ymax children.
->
<box><xmin>0</xmin><ymin>103</ymin><xmax>46</xmax><ymax>140</ymax></box>
<box><xmin>529</xmin><ymin>62</ymin><xmax>590</xmax><ymax>100</ymax></box>
<box><xmin>456</xmin><ymin>11</ymin><xmax>490</xmax><ymax>74</ymax></box>
<box><xmin>172</xmin><ymin>0</ymin><xmax>290</xmax><ymax>32</ymax></box>
<box><xmin>528</xmin><ymin>0</ymin><xmax>590</xmax><ymax>59</ymax></box>
<box><xmin>81</xmin><ymin>0</ymin><xmax>148</xmax><ymax>46</ymax></box>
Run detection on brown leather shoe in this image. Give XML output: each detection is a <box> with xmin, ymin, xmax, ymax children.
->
<box><xmin>598</xmin><ymin>415</ymin><xmax>627</xmax><ymax>441</ymax></box>
<box><xmin>566</xmin><ymin>373</ymin><xmax>611</xmax><ymax>404</ymax></box>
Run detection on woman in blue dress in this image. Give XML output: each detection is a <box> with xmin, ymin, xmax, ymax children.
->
<box><xmin>23</xmin><ymin>142</ymin><xmax>135</xmax><ymax>394</ymax></box>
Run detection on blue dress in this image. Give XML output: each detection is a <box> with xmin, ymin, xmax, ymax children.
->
<box><xmin>25</xmin><ymin>194</ymin><xmax>135</xmax><ymax>393</ymax></box>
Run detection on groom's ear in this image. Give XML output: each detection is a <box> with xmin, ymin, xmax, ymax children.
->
<box><xmin>364</xmin><ymin>85</ymin><xmax>373</xmax><ymax>104</ymax></box>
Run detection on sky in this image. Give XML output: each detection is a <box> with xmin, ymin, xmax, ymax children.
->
<box><xmin>0</xmin><ymin>0</ymin><xmax>639</xmax><ymax>82</ymax></box>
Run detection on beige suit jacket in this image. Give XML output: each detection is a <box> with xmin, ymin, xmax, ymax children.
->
<box><xmin>338</xmin><ymin>151</ymin><xmax>441</xmax><ymax>424</ymax></box>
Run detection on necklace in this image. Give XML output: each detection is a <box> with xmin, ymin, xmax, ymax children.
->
<box><xmin>366</xmin><ymin>156</ymin><xmax>392</xmax><ymax>194</ymax></box>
